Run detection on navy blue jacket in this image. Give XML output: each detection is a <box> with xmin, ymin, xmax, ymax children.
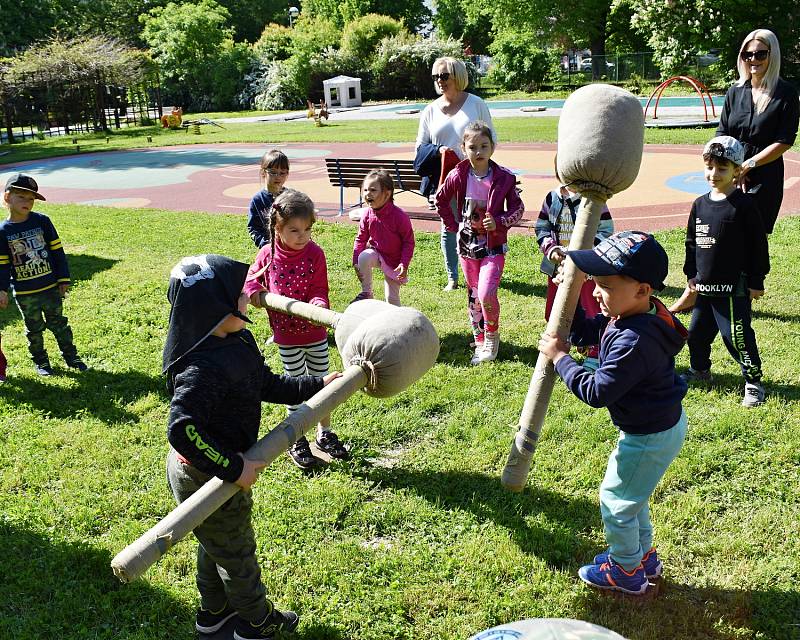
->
<box><xmin>247</xmin><ymin>190</ymin><xmax>277</xmax><ymax>249</ymax></box>
<box><xmin>555</xmin><ymin>298</ymin><xmax>688</xmax><ymax>434</ymax></box>
<box><xmin>0</xmin><ymin>212</ymin><xmax>70</xmax><ymax>295</ymax></box>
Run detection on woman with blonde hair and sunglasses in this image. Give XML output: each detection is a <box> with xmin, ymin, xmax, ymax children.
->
<box><xmin>670</xmin><ymin>28</ymin><xmax>798</xmax><ymax>313</ymax></box>
<box><xmin>414</xmin><ymin>56</ymin><xmax>495</xmax><ymax>291</ymax></box>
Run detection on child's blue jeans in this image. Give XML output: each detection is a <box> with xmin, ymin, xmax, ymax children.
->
<box><xmin>600</xmin><ymin>410</ymin><xmax>688</xmax><ymax>571</ymax></box>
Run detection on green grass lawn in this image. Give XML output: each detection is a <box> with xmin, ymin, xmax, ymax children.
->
<box><xmin>0</xmin><ymin>203</ymin><xmax>798</xmax><ymax>640</ymax></box>
<box><xmin>0</xmin><ymin>116</ymin><xmax>750</xmax><ymax>166</ymax></box>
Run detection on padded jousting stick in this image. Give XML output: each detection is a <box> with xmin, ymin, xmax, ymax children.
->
<box><xmin>501</xmin><ymin>85</ymin><xmax>644</xmax><ymax>492</ymax></box>
<box><xmin>112</xmin><ymin>296</ymin><xmax>439</xmax><ymax>582</ymax></box>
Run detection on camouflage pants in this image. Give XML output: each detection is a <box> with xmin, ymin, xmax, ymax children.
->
<box><xmin>14</xmin><ymin>288</ymin><xmax>78</xmax><ymax>366</ymax></box>
<box><xmin>166</xmin><ymin>449</ymin><xmax>272</xmax><ymax>623</ymax></box>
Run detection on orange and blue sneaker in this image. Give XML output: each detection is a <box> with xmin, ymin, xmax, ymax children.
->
<box><xmin>593</xmin><ymin>547</ymin><xmax>663</xmax><ymax>579</ymax></box>
<box><xmin>578</xmin><ymin>557</ymin><xmax>648</xmax><ymax>595</ymax></box>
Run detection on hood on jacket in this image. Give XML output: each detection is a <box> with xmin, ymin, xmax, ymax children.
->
<box><xmin>162</xmin><ymin>254</ymin><xmax>250</xmax><ymax>373</ymax></box>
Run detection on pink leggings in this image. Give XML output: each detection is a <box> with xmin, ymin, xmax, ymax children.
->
<box><xmin>460</xmin><ymin>254</ymin><xmax>505</xmax><ymax>337</ymax></box>
<box><xmin>356</xmin><ymin>248</ymin><xmax>405</xmax><ymax>306</ymax></box>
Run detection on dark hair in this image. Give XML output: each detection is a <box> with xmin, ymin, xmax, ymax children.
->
<box><xmin>269</xmin><ymin>188</ymin><xmax>316</xmax><ymax>245</ymax></box>
<box><xmin>702</xmin><ymin>148</ymin><xmax>736</xmax><ymax>168</ymax></box>
<box><xmin>363</xmin><ymin>168</ymin><xmax>394</xmax><ymax>200</ymax></box>
<box><xmin>260</xmin><ymin>149</ymin><xmax>290</xmax><ymax>177</ymax></box>
<box><xmin>462</xmin><ymin>120</ymin><xmax>494</xmax><ymax>146</ymax></box>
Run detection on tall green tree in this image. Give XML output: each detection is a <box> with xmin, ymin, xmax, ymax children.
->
<box><xmin>140</xmin><ymin>0</ymin><xmax>252</xmax><ymax>110</ymax></box>
<box><xmin>432</xmin><ymin>0</ymin><xmax>493</xmax><ymax>53</ymax></box>
<box><xmin>300</xmin><ymin>0</ymin><xmax>430</xmax><ymax>32</ymax></box>
<box><xmin>621</xmin><ymin>0</ymin><xmax>800</xmax><ymax>79</ymax></box>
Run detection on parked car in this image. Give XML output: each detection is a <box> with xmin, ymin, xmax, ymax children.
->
<box><xmin>697</xmin><ymin>49</ymin><xmax>721</xmax><ymax>67</ymax></box>
<box><xmin>580</xmin><ymin>58</ymin><xmax>615</xmax><ymax>72</ymax></box>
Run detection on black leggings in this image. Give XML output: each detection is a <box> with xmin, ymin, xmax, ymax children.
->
<box><xmin>688</xmin><ymin>295</ymin><xmax>762</xmax><ymax>383</ymax></box>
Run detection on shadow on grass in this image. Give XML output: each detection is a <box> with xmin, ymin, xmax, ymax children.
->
<box><xmin>0</xmin><ymin>367</ymin><xmax>166</xmax><ymax>424</ymax></box>
<box><xmin>362</xmin><ymin>466</ymin><xmax>598</xmax><ymax>569</ymax></box>
<box><xmin>0</xmin><ymin>519</ymin><xmax>345</xmax><ymax>640</ymax></box>
<box><xmin>501</xmin><ymin>278</ymin><xmax>548</xmax><ymax>298</ymax></box>
<box><xmin>0</xmin><ymin>253</ymin><xmax>118</xmax><ymax>331</ymax></box>
<box><xmin>574</xmin><ymin>578</ymin><xmax>800</xmax><ymax>640</ymax></box>
<box><xmin>0</xmin><ymin>519</ymin><xmax>191</xmax><ymax>640</ymax></box>
<box><xmin>752</xmin><ymin>307</ymin><xmax>800</xmax><ymax>323</ymax></box>
<box><xmin>683</xmin><ymin>370</ymin><xmax>800</xmax><ymax>402</ymax></box>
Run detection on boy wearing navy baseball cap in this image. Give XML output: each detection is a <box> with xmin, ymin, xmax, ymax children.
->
<box><xmin>539</xmin><ymin>230</ymin><xmax>689</xmax><ymax>596</ymax></box>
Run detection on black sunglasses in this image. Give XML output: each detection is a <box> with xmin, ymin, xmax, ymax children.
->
<box><xmin>431</xmin><ymin>73</ymin><xmax>451</xmax><ymax>82</ymax></box>
<box><xmin>741</xmin><ymin>50</ymin><xmax>769</xmax><ymax>61</ymax></box>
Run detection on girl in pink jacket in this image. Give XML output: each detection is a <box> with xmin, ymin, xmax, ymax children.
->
<box><xmin>352</xmin><ymin>169</ymin><xmax>415</xmax><ymax>306</ymax></box>
<box><xmin>244</xmin><ymin>189</ymin><xmax>348</xmax><ymax>471</ymax></box>
<box><xmin>436</xmin><ymin>120</ymin><xmax>525</xmax><ymax>364</ymax></box>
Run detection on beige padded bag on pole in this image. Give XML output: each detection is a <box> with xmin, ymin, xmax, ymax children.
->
<box><xmin>111</xmin><ymin>297</ymin><xmax>439</xmax><ymax>582</ymax></box>
<box><xmin>501</xmin><ymin>84</ymin><xmax>644</xmax><ymax>492</ymax></box>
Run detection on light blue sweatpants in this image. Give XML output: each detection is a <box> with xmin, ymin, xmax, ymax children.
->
<box><xmin>600</xmin><ymin>410</ymin><xmax>688</xmax><ymax>571</ymax></box>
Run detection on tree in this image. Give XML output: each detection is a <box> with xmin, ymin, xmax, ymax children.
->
<box><xmin>300</xmin><ymin>0</ymin><xmax>430</xmax><ymax>32</ymax></box>
<box><xmin>432</xmin><ymin>0</ymin><xmax>493</xmax><ymax>53</ymax></box>
<box><xmin>460</xmin><ymin>0</ymin><xmax>615</xmax><ymax>78</ymax></box>
<box><xmin>140</xmin><ymin>0</ymin><xmax>252</xmax><ymax>110</ymax></box>
<box><xmin>621</xmin><ymin>0</ymin><xmax>800</xmax><ymax>79</ymax></box>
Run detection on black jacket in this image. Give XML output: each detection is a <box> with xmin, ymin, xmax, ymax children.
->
<box><xmin>683</xmin><ymin>190</ymin><xmax>770</xmax><ymax>294</ymax></box>
<box><xmin>167</xmin><ymin>330</ymin><xmax>323</xmax><ymax>482</ymax></box>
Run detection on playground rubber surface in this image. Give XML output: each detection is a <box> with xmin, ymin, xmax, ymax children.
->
<box><xmin>2</xmin><ymin>142</ymin><xmax>798</xmax><ymax>234</ymax></box>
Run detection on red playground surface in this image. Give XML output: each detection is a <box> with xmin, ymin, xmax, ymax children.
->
<box><xmin>2</xmin><ymin>142</ymin><xmax>798</xmax><ymax>234</ymax></box>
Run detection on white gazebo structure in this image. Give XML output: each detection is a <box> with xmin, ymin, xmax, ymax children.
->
<box><xmin>323</xmin><ymin>75</ymin><xmax>362</xmax><ymax>108</ymax></box>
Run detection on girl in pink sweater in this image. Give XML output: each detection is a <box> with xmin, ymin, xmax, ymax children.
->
<box><xmin>352</xmin><ymin>169</ymin><xmax>415</xmax><ymax>306</ymax></box>
<box><xmin>244</xmin><ymin>189</ymin><xmax>348</xmax><ymax>471</ymax></box>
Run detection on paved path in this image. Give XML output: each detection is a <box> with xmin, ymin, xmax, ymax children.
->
<box><xmin>2</xmin><ymin>142</ymin><xmax>798</xmax><ymax>234</ymax></box>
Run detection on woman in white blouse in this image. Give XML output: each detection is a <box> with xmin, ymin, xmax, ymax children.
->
<box><xmin>415</xmin><ymin>57</ymin><xmax>495</xmax><ymax>291</ymax></box>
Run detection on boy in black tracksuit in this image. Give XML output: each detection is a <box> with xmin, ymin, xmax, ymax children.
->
<box><xmin>681</xmin><ymin>136</ymin><xmax>770</xmax><ymax>407</ymax></box>
<box><xmin>163</xmin><ymin>254</ymin><xmax>337</xmax><ymax>640</ymax></box>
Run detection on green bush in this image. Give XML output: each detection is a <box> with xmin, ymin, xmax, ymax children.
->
<box><xmin>371</xmin><ymin>34</ymin><xmax>464</xmax><ymax>100</ymax></box>
<box><xmin>253</xmin><ymin>23</ymin><xmax>294</xmax><ymax>61</ymax></box>
<box><xmin>291</xmin><ymin>16</ymin><xmax>342</xmax><ymax>57</ymax></box>
<box><xmin>487</xmin><ymin>30</ymin><xmax>549</xmax><ymax>91</ymax></box>
<box><xmin>341</xmin><ymin>14</ymin><xmax>405</xmax><ymax>62</ymax></box>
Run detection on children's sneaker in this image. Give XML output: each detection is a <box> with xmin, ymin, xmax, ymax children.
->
<box><xmin>578</xmin><ymin>558</ymin><xmax>648</xmax><ymax>595</ymax></box>
<box><xmin>472</xmin><ymin>331</ymin><xmax>500</xmax><ymax>364</ymax></box>
<box><xmin>66</xmin><ymin>358</ymin><xmax>88</xmax><ymax>372</ymax></box>
<box><xmin>742</xmin><ymin>382</ymin><xmax>765</xmax><ymax>408</ymax></box>
<box><xmin>196</xmin><ymin>602</ymin><xmax>237</xmax><ymax>634</ymax></box>
<box><xmin>681</xmin><ymin>367</ymin><xmax>713</xmax><ymax>384</ymax></box>
<box><xmin>350</xmin><ymin>291</ymin><xmax>373</xmax><ymax>304</ymax></box>
<box><xmin>315</xmin><ymin>430</ymin><xmax>349</xmax><ymax>459</ymax></box>
<box><xmin>35</xmin><ymin>362</ymin><xmax>54</xmax><ymax>376</ymax></box>
<box><xmin>287</xmin><ymin>436</ymin><xmax>323</xmax><ymax>470</ymax></box>
<box><xmin>592</xmin><ymin>547</ymin><xmax>663</xmax><ymax>579</ymax></box>
<box><xmin>443</xmin><ymin>279</ymin><xmax>458</xmax><ymax>291</ymax></box>
<box><xmin>234</xmin><ymin>609</ymin><xmax>299</xmax><ymax>640</ymax></box>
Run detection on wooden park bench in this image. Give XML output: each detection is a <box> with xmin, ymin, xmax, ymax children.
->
<box><xmin>325</xmin><ymin>158</ymin><xmax>425</xmax><ymax>215</ymax></box>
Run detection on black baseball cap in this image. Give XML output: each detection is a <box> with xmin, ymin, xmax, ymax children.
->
<box><xmin>4</xmin><ymin>173</ymin><xmax>46</xmax><ymax>200</ymax></box>
<box><xmin>567</xmin><ymin>231</ymin><xmax>668</xmax><ymax>291</ymax></box>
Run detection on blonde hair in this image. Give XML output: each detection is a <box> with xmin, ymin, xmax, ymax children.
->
<box><xmin>432</xmin><ymin>57</ymin><xmax>469</xmax><ymax>93</ymax></box>
<box><xmin>736</xmin><ymin>29</ymin><xmax>781</xmax><ymax>114</ymax></box>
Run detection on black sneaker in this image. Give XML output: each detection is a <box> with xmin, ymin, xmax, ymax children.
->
<box><xmin>66</xmin><ymin>359</ymin><xmax>88</xmax><ymax>372</ymax></box>
<box><xmin>196</xmin><ymin>602</ymin><xmax>237</xmax><ymax>634</ymax></box>
<box><xmin>315</xmin><ymin>430</ymin><xmax>349</xmax><ymax>459</ymax></box>
<box><xmin>287</xmin><ymin>437</ymin><xmax>323</xmax><ymax>470</ymax></box>
<box><xmin>35</xmin><ymin>363</ymin><xmax>54</xmax><ymax>376</ymax></box>
<box><xmin>234</xmin><ymin>609</ymin><xmax>299</xmax><ymax>640</ymax></box>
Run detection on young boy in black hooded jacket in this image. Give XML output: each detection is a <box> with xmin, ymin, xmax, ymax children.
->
<box><xmin>163</xmin><ymin>254</ymin><xmax>338</xmax><ymax>640</ymax></box>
